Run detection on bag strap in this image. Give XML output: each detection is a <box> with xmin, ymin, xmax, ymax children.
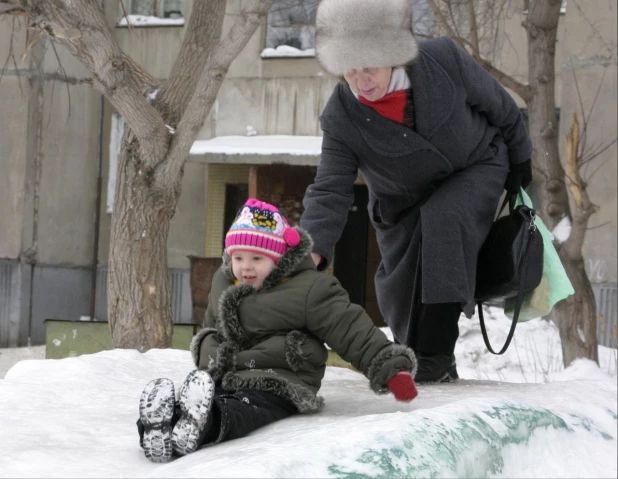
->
<box><xmin>477</xmin><ymin>279</ymin><xmax>525</xmax><ymax>355</ymax></box>
<box><xmin>477</xmin><ymin>207</ymin><xmax>535</xmax><ymax>355</ymax></box>
<box><xmin>495</xmin><ymin>191</ymin><xmax>525</xmax><ymax>220</ymax></box>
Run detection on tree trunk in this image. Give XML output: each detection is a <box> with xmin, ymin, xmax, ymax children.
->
<box><xmin>9</xmin><ymin>0</ymin><xmax>274</xmax><ymax>351</ymax></box>
<box><xmin>525</xmin><ymin>0</ymin><xmax>598</xmax><ymax>367</ymax></box>
<box><xmin>525</xmin><ymin>0</ymin><xmax>569</xmax><ymax>229</ymax></box>
<box><xmin>554</xmin><ymin>258</ymin><xmax>599</xmax><ymax>365</ymax></box>
<box><xmin>108</xmin><ymin>141</ymin><xmax>179</xmax><ymax>350</ymax></box>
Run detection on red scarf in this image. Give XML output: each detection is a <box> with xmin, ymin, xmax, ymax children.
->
<box><xmin>359</xmin><ymin>90</ymin><xmax>407</xmax><ymax>124</ymax></box>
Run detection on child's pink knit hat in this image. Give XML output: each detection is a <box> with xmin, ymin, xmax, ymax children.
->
<box><xmin>225</xmin><ymin>198</ymin><xmax>301</xmax><ymax>263</ymax></box>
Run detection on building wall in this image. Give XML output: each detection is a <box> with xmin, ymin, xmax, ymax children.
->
<box><xmin>0</xmin><ymin>76</ymin><xmax>28</xmax><ymax>260</ymax></box>
<box><xmin>0</xmin><ymin>21</ymin><xmax>102</xmax><ymax>266</ymax></box>
<box><xmin>210</xmin><ymin>75</ymin><xmax>337</xmax><ymax>137</ymax></box>
<box><xmin>1</xmin><ymin>1</ymin><xmax>616</xmax><ymax>345</ymax></box>
<box><xmin>0</xmin><ymin>20</ymin><xmax>32</xmax><ymax>260</ymax></box>
<box><xmin>198</xmin><ymin>0</ymin><xmax>337</xmax><ymax>138</ymax></box>
<box><xmin>105</xmin><ymin>1</ymin><xmax>336</xmax><ymax>269</ymax></box>
<box><xmin>497</xmin><ymin>7</ymin><xmax>566</xmax><ymax>107</ymax></box>
<box><xmin>558</xmin><ymin>0</ymin><xmax>617</xmax><ymax>283</ymax></box>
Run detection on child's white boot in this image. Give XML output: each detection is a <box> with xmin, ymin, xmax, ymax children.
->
<box><xmin>171</xmin><ymin>369</ymin><xmax>215</xmax><ymax>456</ymax></box>
<box><xmin>138</xmin><ymin>378</ymin><xmax>176</xmax><ymax>463</ymax></box>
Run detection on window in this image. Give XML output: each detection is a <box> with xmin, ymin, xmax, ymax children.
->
<box><xmin>129</xmin><ymin>0</ymin><xmax>184</xmax><ymax>18</ymax></box>
<box><xmin>523</xmin><ymin>0</ymin><xmax>567</xmax><ymax>14</ymax></box>
<box><xmin>411</xmin><ymin>0</ymin><xmax>435</xmax><ymax>37</ymax></box>
<box><xmin>263</xmin><ymin>0</ymin><xmax>318</xmax><ymax>58</ymax></box>
<box><xmin>107</xmin><ymin>113</ymin><xmax>125</xmax><ymax>214</ymax></box>
<box><xmin>261</xmin><ymin>0</ymin><xmax>432</xmax><ymax>58</ymax></box>
<box><xmin>118</xmin><ymin>0</ymin><xmax>185</xmax><ymax>26</ymax></box>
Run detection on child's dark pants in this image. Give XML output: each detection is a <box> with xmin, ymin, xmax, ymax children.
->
<box><xmin>137</xmin><ymin>386</ymin><xmax>297</xmax><ymax>450</ymax></box>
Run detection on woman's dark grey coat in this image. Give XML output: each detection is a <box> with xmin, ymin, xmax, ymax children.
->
<box><xmin>300</xmin><ymin>37</ymin><xmax>532</xmax><ymax>344</ymax></box>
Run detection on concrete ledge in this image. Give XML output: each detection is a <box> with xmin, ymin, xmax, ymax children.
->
<box><xmin>44</xmin><ymin>319</ymin><xmax>201</xmax><ymax>359</ymax></box>
<box><xmin>190</xmin><ymin>152</ymin><xmax>321</xmax><ymax>166</ymax></box>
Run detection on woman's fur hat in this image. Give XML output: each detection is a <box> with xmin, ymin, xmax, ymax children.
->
<box><xmin>315</xmin><ymin>0</ymin><xmax>419</xmax><ymax>75</ymax></box>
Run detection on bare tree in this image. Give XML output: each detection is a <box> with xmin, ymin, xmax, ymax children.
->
<box><xmin>556</xmin><ymin>70</ymin><xmax>616</xmax><ymax>365</ymax></box>
<box><xmin>1</xmin><ymin>0</ymin><xmax>275</xmax><ymax>351</ymax></box>
<box><xmin>426</xmin><ymin>0</ymin><xmax>609</xmax><ymax>366</ymax></box>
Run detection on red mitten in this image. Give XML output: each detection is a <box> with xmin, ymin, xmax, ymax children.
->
<box><xmin>386</xmin><ymin>370</ymin><xmax>418</xmax><ymax>402</ymax></box>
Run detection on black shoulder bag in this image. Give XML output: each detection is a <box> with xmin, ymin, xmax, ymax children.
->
<box><xmin>475</xmin><ymin>194</ymin><xmax>544</xmax><ymax>354</ymax></box>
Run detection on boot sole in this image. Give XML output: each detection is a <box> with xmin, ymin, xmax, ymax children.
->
<box><xmin>415</xmin><ymin>372</ymin><xmax>458</xmax><ymax>384</ymax></box>
<box><xmin>416</xmin><ymin>366</ymin><xmax>459</xmax><ymax>384</ymax></box>
<box><xmin>139</xmin><ymin>378</ymin><xmax>175</xmax><ymax>463</ymax></box>
<box><xmin>172</xmin><ymin>370</ymin><xmax>215</xmax><ymax>456</ymax></box>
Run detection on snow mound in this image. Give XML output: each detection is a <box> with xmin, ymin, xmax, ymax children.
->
<box><xmin>0</xmin><ymin>349</ymin><xmax>616</xmax><ymax>478</ymax></box>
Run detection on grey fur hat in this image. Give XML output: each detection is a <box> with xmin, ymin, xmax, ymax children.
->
<box><xmin>315</xmin><ymin>0</ymin><xmax>419</xmax><ymax>75</ymax></box>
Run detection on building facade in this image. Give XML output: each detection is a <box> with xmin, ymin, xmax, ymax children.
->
<box><xmin>0</xmin><ymin>0</ymin><xmax>615</xmax><ymax>347</ymax></box>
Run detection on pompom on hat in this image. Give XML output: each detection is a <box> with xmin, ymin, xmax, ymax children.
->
<box><xmin>315</xmin><ymin>0</ymin><xmax>419</xmax><ymax>76</ymax></box>
<box><xmin>225</xmin><ymin>199</ymin><xmax>301</xmax><ymax>263</ymax></box>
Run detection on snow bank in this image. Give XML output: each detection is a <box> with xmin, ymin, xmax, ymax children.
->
<box><xmin>1</xmin><ymin>346</ymin><xmax>615</xmax><ymax>478</ymax></box>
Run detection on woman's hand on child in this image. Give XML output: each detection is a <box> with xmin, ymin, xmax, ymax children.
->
<box><xmin>386</xmin><ymin>370</ymin><xmax>418</xmax><ymax>402</ymax></box>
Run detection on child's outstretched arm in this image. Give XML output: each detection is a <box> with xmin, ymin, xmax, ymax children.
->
<box><xmin>386</xmin><ymin>370</ymin><xmax>418</xmax><ymax>402</ymax></box>
<box><xmin>305</xmin><ymin>275</ymin><xmax>418</xmax><ymax>401</ymax></box>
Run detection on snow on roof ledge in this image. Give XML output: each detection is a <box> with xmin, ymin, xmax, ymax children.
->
<box><xmin>261</xmin><ymin>46</ymin><xmax>316</xmax><ymax>58</ymax></box>
<box><xmin>190</xmin><ymin>135</ymin><xmax>322</xmax><ymax>156</ymax></box>
<box><xmin>117</xmin><ymin>15</ymin><xmax>185</xmax><ymax>27</ymax></box>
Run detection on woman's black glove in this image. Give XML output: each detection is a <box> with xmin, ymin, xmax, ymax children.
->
<box><xmin>504</xmin><ymin>159</ymin><xmax>532</xmax><ymax>194</ymax></box>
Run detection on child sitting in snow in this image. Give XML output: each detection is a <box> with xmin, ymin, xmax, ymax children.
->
<box><xmin>137</xmin><ymin>198</ymin><xmax>418</xmax><ymax>463</ymax></box>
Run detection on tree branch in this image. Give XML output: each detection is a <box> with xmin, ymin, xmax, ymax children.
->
<box><xmin>15</xmin><ymin>0</ymin><xmax>167</xmax><ymax>164</ymax></box>
<box><xmin>426</xmin><ymin>0</ymin><xmax>467</xmax><ymax>51</ymax></box>
<box><xmin>154</xmin><ymin>0</ymin><xmax>276</xmax><ymax>190</ymax></box>
<box><xmin>466</xmin><ymin>0</ymin><xmax>480</xmax><ymax>54</ymax></box>
<box><xmin>427</xmin><ymin>0</ymin><xmax>532</xmax><ymax>102</ymax></box>
<box><xmin>157</xmin><ymin>0</ymin><xmax>227</xmax><ymax>126</ymax></box>
<box><xmin>474</xmin><ymin>55</ymin><xmax>532</xmax><ymax>102</ymax></box>
<box><xmin>563</xmin><ymin>112</ymin><xmax>599</xmax><ymax>256</ymax></box>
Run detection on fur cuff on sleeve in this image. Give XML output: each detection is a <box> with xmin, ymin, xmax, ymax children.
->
<box><xmin>190</xmin><ymin>328</ymin><xmax>217</xmax><ymax>367</ymax></box>
<box><xmin>366</xmin><ymin>344</ymin><xmax>417</xmax><ymax>394</ymax></box>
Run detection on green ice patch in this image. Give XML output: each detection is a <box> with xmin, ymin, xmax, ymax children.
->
<box><xmin>327</xmin><ymin>404</ymin><xmax>573</xmax><ymax>479</ymax></box>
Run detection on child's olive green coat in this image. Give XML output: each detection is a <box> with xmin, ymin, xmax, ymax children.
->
<box><xmin>190</xmin><ymin>229</ymin><xmax>417</xmax><ymax>412</ymax></box>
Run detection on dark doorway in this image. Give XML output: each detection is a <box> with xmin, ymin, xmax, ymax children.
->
<box><xmin>223</xmin><ymin>183</ymin><xmax>249</xmax><ymax>248</ymax></box>
<box><xmin>248</xmin><ymin>164</ymin><xmax>317</xmax><ymax>226</ymax></box>
<box><xmin>364</xmin><ymin>220</ymin><xmax>385</xmax><ymax>326</ymax></box>
<box><xmin>333</xmin><ymin>186</ymin><xmax>369</xmax><ymax>306</ymax></box>
<box><xmin>333</xmin><ymin>185</ymin><xmax>385</xmax><ymax>327</ymax></box>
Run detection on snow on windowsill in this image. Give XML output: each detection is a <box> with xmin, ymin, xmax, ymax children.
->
<box><xmin>117</xmin><ymin>15</ymin><xmax>185</xmax><ymax>27</ymax></box>
<box><xmin>190</xmin><ymin>135</ymin><xmax>322</xmax><ymax>156</ymax></box>
<box><xmin>261</xmin><ymin>46</ymin><xmax>316</xmax><ymax>59</ymax></box>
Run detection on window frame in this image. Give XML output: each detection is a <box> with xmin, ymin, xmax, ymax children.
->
<box><xmin>107</xmin><ymin>113</ymin><xmax>125</xmax><ymax>214</ymax></box>
<box><xmin>117</xmin><ymin>0</ymin><xmax>186</xmax><ymax>28</ymax></box>
<box><xmin>261</xmin><ymin>0</ymin><xmax>318</xmax><ymax>59</ymax></box>
<box><xmin>523</xmin><ymin>0</ymin><xmax>567</xmax><ymax>15</ymax></box>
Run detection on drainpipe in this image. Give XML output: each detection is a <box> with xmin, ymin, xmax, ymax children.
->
<box><xmin>90</xmin><ymin>95</ymin><xmax>104</xmax><ymax>321</ymax></box>
<box><xmin>24</xmin><ymin>41</ymin><xmax>46</xmax><ymax>347</ymax></box>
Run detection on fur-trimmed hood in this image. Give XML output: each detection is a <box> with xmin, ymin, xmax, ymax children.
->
<box><xmin>315</xmin><ymin>0</ymin><xmax>419</xmax><ymax>75</ymax></box>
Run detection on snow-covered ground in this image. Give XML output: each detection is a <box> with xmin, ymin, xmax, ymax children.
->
<box><xmin>0</xmin><ymin>344</ymin><xmax>45</xmax><ymax>379</ymax></box>
<box><xmin>1</xmin><ymin>309</ymin><xmax>616</xmax><ymax>478</ymax></box>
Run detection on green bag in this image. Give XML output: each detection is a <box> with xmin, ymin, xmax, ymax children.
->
<box><xmin>504</xmin><ymin>189</ymin><xmax>575</xmax><ymax>321</ymax></box>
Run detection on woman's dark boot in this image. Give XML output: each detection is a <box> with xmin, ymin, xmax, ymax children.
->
<box><xmin>414</xmin><ymin>353</ymin><xmax>459</xmax><ymax>383</ymax></box>
<box><xmin>171</xmin><ymin>370</ymin><xmax>216</xmax><ymax>456</ymax></box>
